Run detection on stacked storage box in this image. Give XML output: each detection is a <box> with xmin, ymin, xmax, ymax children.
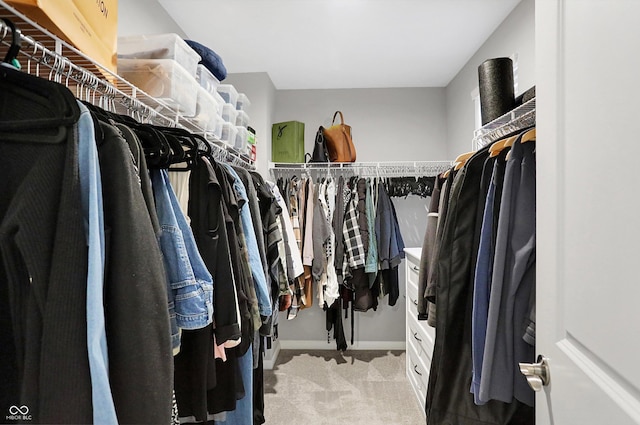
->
<box><xmin>117</xmin><ymin>33</ymin><xmax>201</xmax><ymax>117</ymax></box>
<box><xmin>231</xmin><ymin>93</ymin><xmax>252</xmax><ymax>155</ymax></box>
<box><xmin>217</xmin><ymin>84</ymin><xmax>239</xmax><ymax>147</ymax></box>
<box><xmin>196</xmin><ymin>65</ymin><xmax>226</xmax><ymax>140</ymax></box>
<box><xmin>235</xmin><ymin>94</ymin><xmax>254</xmax><ymax>158</ymax></box>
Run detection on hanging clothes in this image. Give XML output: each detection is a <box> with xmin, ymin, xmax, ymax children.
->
<box><xmin>323</xmin><ymin>179</ymin><xmax>340</xmax><ymax>307</ymax></box>
<box><xmin>471</xmin><ymin>147</ymin><xmax>510</xmax><ymax>404</ymax></box>
<box><xmin>423</xmin><ymin>167</ymin><xmax>456</xmax><ymax>328</ymax></box>
<box><xmin>151</xmin><ymin>168</ymin><xmax>214</xmax><ymax>353</ymax></box>
<box><xmin>76</xmin><ymin>102</ymin><xmax>117</xmax><ymax>425</ymax></box>
<box><xmin>425</xmin><ymin>143</ymin><xmax>534</xmax><ymax>425</ymax></box>
<box><xmin>97</xmin><ymin>119</ymin><xmax>176</xmax><ymax>424</ymax></box>
<box><xmin>417</xmin><ymin>175</ymin><xmax>442</xmax><ymax>321</ymax></box>
<box><xmin>375</xmin><ymin>181</ymin><xmax>405</xmax><ymax>306</ymax></box>
<box><xmin>297</xmin><ymin>177</ymin><xmax>313</xmax><ymax>309</ymax></box>
<box><xmin>312</xmin><ymin>182</ymin><xmax>330</xmax><ymax>306</ymax></box>
<box><xmin>0</xmin><ymin>70</ymin><xmax>94</xmax><ymax>424</ymax></box>
<box><xmin>478</xmin><ymin>133</ymin><xmax>536</xmax><ymax>407</ymax></box>
<box><xmin>251</xmin><ymin>171</ymin><xmax>285</xmax><ymax>337</ymax></box>
<box><xmin>1</xmin><ymin>56</ymin><xmax>278</xmax><ymax>425</ymax></box>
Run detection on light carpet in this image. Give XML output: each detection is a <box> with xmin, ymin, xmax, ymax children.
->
<box><xmin>263</xmin><ymin>349</ymin><xmax>425</xmax><ymax>425</ymax></box>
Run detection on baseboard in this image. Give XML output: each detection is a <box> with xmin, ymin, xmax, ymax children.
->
<box><xmin>263</xmin><ymin>340</ymin><xmax>281</xmax><ymax>371</ymax></box>
<box><xmin>279</xmin><ymin>340</ymin><xmax>406</xmax><ymax>351</ymax></box>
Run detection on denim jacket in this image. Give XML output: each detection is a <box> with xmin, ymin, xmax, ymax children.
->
<box><xmin>151</xmin><ymin>169</ymin><xmax>214</xmax><ymax>350</ymax></box>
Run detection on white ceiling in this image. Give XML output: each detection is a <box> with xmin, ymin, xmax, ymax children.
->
<box><xmin>141</xmin><ymin>0</ymin><xmax>522</xmax><ymax>90</ymax></box>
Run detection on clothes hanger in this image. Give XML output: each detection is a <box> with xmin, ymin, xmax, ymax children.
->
<box><xmin>1</xmin><ymin>18</ymin><xmax>22</xmax><ymax>70</ymax></box>
<box><xmin>504</xmin><ymin>127</ymin><xmax>536</xmax><ymax>160</ymax></box>
<box><xmin>0</xmin><ymin>20</ymin><xmax>80</xmax><ymax>144</ymax></box>
<box><xmin>521</xmin><ymin>128</ymin><xmax>536</xmax><ymax>143</ymax></box>
<box><xmin>451</xmin><ymin>151</ymin><xmax>475</xmax><ymax>171</ymax></box>
<box><xmin>454</xmin><ymin>151</ymin><xmax>474</xmax><ymax>164</ymax></box>
<box><xmin>489</xmin><ymin>134</ymin><xmax>518</xmax><ymax>158</ymax></box>
<box><xmin>160</xmin><ymin>127</ymin><xmax>208</xmax><ymax>170</ymax></box>
<box><xmin>135</xmin><ymin>125</ymin><xmax>171</xmax><ymax>168</ymax></box>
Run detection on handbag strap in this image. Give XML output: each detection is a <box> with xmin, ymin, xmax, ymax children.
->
<box><xmin>331</xmin><ymin>111</ymin><xmax>345</xmax><ymax>125</ymax></box>
<box><xmin>315</xmin><ymin>126</ymin><xmax>325</xmax><ymax>144</ymax></box>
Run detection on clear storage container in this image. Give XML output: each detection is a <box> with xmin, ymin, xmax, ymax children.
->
<box><xmin>118</xmin><ymin>33</ymin><xmax>201</xmax><ymax>77</ymax></box>
<box><xmin>236</xmin><ymin>93</ymin><xmax>251</xmax><ymax>111</ymax></box>
<box><xmin>235</xmin><ymin>110</ymin><xmax>250</xmax><ymax>128</ymax></box>
<box><xmin>211</xmin><ymin>90</ymin><xmax>226</xmax><ymax>114</ymax></box>
<box><xmin>211</xmin><ymin>115</ymin><xmax>224</xmax><ymax>140</ymax></box>
<box><xmin>192</xmin><ymin>87</ymin><xmax>221</xmax><ymax>132</ymax></box>
<box><xmin>235</xmin><ymin>126</ymin><xmax>248</xmax><ymax>151</ymax></box>
<box><xmin>222</xmin><ymin>103</ymin><xmax>238</xmax><ymax>124</ymax></box>
<box><xmin>118</xmin><ymin>58</ymin><xmax>199</xmax><ymax>116</ymax></box>
<box><xmin>196</xmin><ymin>64</ymin><xmax>220</xmax><ymax>94</ymax></box>
<box><xmin>217</xmin><ymin>84</ymin><xmax>239</xmax><ymax>107</ymax></box>
<box><xmin>221</xmin><ymin>122</ymin><xmax>238</xmax><ymax>146</ymax></box>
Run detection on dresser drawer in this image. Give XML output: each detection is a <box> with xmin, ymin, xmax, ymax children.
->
<box><xmin>406</xmin><ymin>278</ymin><xmax>420</xmax><ymax>316</ymax></box>
<box><xmin>407</xmin><ymin>312</ymin><xmax>435</xmax><ymax>361</ymax></box>
<box><xmin>407</xmin><ymin>336</ymin><xmax>430</xmax><ymax>392</ymax></box>
<box><xmin>406</xmin><ymin>353</ymin><xmax>427</xmax><ymax>416</ymax></box>
<box><xmin>406</xmin><ymin>257</ymin><xmax>421</xmax><ymax>289</ymax></box>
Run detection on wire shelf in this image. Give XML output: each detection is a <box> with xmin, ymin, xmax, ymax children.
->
<box><xmin>270</xmin><ymin>161</ymin><xmax>452</xmax><ymax>178</ymax></box>
<box><xmin>0</xmin><ymin>1</ymin><xmax>254</xmax><ymax>170</ymax></box>
<box><xmin>473</xmin><ymin>97</ymin><xmax>536</xmax><ymax>150</ymax></box>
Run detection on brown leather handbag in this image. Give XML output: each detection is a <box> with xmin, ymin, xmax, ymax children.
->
<box><xmin>322</xmin><ymin>111</ymin><xmax>356</xmax><ymax>162</ymax></box>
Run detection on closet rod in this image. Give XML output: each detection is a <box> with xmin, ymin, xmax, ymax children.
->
<box><xmin>0</xmin><ymin>2</ymin><xmax>255</xmax><ymax>170</ymax></box>
<box><xmin>0</xmin><ymin>19</ymin><xmax>176</xmax><ymax>127</ymax></box>
<box><xmin>270</xmin><ymin>161</ymin><xmax>453</xmax><ymax>177</ymax></box>
<box><xmin>473</xmin><ymin>97</ymin><xmax>536</xmax><ymax>150</ymax></box>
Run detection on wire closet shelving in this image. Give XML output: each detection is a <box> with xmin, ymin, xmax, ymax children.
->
<box><xmin>270</xmin><ymin>161</ymin><xmax>453</xmax><ymax>178</ymax></box>
<box><xmin>0</xmin><ymin>0</ymin><xmax>255</xmax><ymax>170</ymax></box>
<box><xmin>473</xmin><ymin>97</ymin><xmax>536</xmax><ymax>150</ymax></box>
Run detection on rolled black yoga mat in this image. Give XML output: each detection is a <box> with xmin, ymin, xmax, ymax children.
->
<box><xmin>478</xmin><ymin>57</ymin><xmax>515</xmax><ymax>125</ymax></box>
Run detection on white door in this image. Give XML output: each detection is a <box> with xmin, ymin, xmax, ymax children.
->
<box><xmin>536</xmin><ymin>0</ymin><xmax>640</xmax><ymax>423</ymax></box>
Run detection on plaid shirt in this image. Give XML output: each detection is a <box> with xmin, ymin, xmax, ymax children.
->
<box><xmin>342</xmin><ymin>189</ymin><xmax>366</xmax><ymax>271</ymax></box>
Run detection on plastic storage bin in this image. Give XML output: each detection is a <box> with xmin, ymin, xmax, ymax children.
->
<box><xmin>196</xmin><ymin>64</ymin><xmax>220</xmax><ymax>94</ymax></box>
<box><xmin>222</xmin><ymin>103</ymin><xmax>238</xmax><ymax>124</ymax></box>
<box><xmin>118</xmin><ymin>33</ymin><xmax>201</xmax><ymax>77</ymax></box>
<box><xmin>211</xmin><ymin>90</ymin><xmax>226</xmax><ymax>114</ymax></box>
<box><xmin>236</xmin><ymin>93</ymin><xmax>251</xmax><ymax>111</ymax></box>
<box><xmin>118</xmin><ymin>58</ymin><xmax>199</xmax><ymax>116</ymax></box>
<box><xmin>235</xmin><ymin>126</ymin><xmax>248</xmax><ymax>150</ymax></box>
<box><xmin>235</xmin><ymin>110</ymin><xmax>250</xmax><ymax>128</ymax></box>
<box><xmin>221</xmin><ymin>122</ymin><xmax>238</xmax><ymax>146</ymax></box>
<box><xmin>211</xmin><ymin>115</ymin><xmax>224</xmax><ymax>140</ymax></box>
<box><xmin>217</xmin><ymin>84</ymin><xmax>239</xmax><ymax>107</ymax></box>
<box><xmin>192</xmin><ymin>87</ymin><xmax>221</xmax><ymax>132</ymax></box>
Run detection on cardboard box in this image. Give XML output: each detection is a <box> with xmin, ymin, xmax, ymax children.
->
<box><xmin>8</xmin><ymin>0</ymin><xmax>118</xmax><ymax>75</ymax></box>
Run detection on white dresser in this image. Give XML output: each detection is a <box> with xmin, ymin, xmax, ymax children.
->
<box><xmin>404</xmin><ymin>248</ymin><xmax>435</xmax><ymax>419</ymax></box>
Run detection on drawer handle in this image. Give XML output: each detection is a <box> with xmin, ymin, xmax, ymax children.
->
<box><xmin>412</xmin><ymin>266</ymin><xmax>420</xmax><ymax>272</ymax></box>
<box><xmin>411</xmin><ymin>299</ymin><xmax>418</xmax><ymax>306</ymax></box>
<box><xmin>413</xmin><ymin>364</ymin><xmax>423</xmax><ymax>376</ymax></box>
<box><xmin>413</xmin><ymin>332</ymin><xmax>423</xmax><ymax>342</ymax></box>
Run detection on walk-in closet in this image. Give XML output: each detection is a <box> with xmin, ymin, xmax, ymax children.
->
<box><xmin>1</xmin><ymin>0</ymin><xmax>639</xmax><ymax>424</ymax></box>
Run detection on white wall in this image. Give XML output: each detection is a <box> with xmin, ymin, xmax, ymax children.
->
<box><xmin>118</xmin><ymin>0</ymin><xmax>186</xmax><ymax>37</ymax></box>
<box><xmin>273</xmin><ymin>88</ymin><xmax>447</xmax><ymax>345</ymax></box>
<box><xmin>445</xmin><ymin>0</ymin><xmax>535</xmax><ymax>157</ymax></box>
<box><xmin>275</xmin><ymin>88</ymin><xmax>449</xmax><ymax>162</ymax></box>
<box><xmin>224</xmin><ymin>73</ymin><xmax>277</xmax><ymax>178</ymax></box>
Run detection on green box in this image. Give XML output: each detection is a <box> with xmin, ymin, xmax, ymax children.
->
<box><xmin>272</xmin><ymin>121</ymin><xmax>305</xmax><ymax>163</ymax></box>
